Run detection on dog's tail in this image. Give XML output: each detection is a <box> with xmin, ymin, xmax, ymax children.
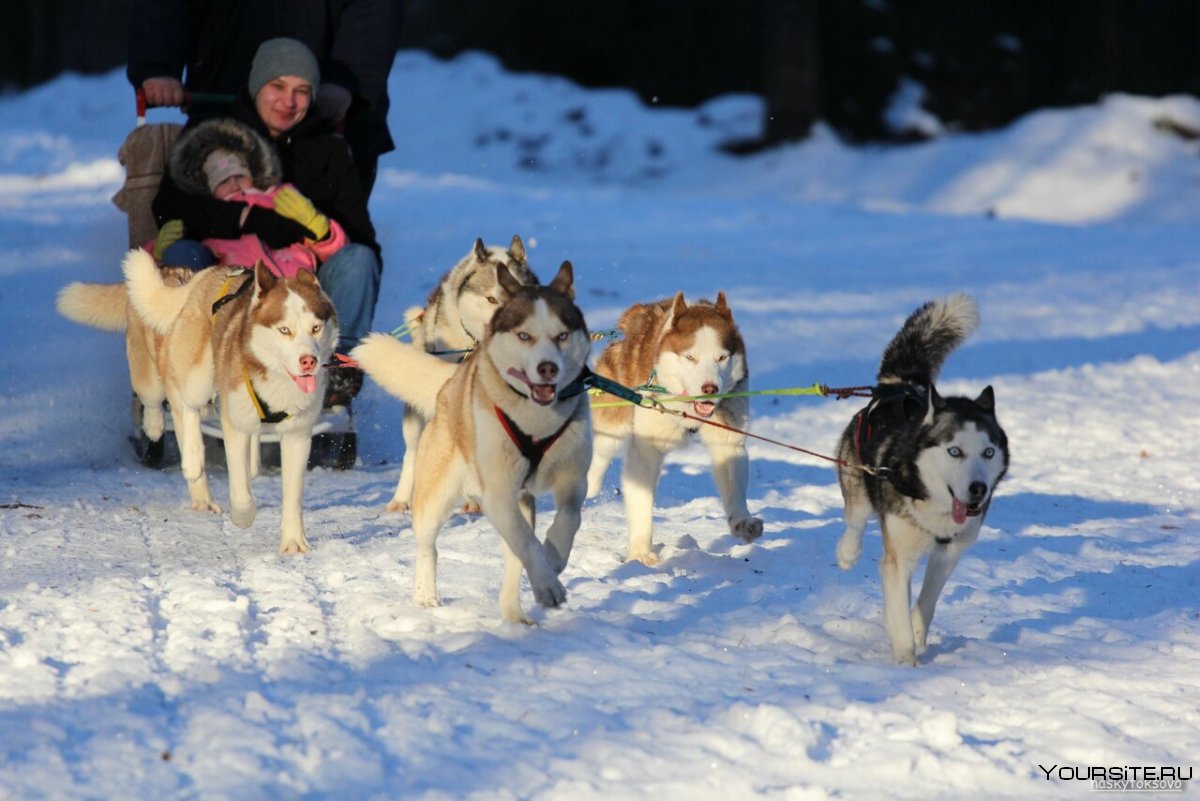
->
<box><xmin>56</xmin><ymin>282</ymin><xmax>127</xmax><ymax>332</ymax></box>
<box><xmin>351</xmin><ymin>332</ymin><xmax>457</xmax><ymax>419</ymax></box>
<box><xmin>123</xmin><ymin>248</ymin><xmax>190</xmax><ymax>336</ymax></box>
<box><xmin>878</xmin><ymin>294</ymin><xmax>979</xmax><ymax>386</ymax></box>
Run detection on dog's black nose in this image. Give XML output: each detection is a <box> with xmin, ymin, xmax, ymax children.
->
<box><xmin>701</xmin><ymin>382</ymin><xmax>718</xmax><ymax>395</ymax></box>
<box><xmin>537</xmin><ymin>361</ymin><xmax>559</xmax><ymax>382</ymax></box>
<box><xmin>968</xmin><ymin>481</ymin><xmax>988</xmax><ymax>503</ymax></box>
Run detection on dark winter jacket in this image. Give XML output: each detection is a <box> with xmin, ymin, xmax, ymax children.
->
<box><xmin>166</xmin><ymin>118</ymin><xmax>348</xmax><ymax>277</ymax></box>
<box><xmin>127</xmin><ymin>0</ymin><xmax>403</xmax><ymax>162</ymax></box>
<box><xmin>152</xmin><ymin>96</ymin><xmax>380</xmax><ymax>257</ymax></box>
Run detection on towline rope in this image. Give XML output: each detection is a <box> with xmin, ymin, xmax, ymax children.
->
<box><xmin>583</xmin><ymin>371</ymin><xmax>886</xmax><ymax>477</ymax></box>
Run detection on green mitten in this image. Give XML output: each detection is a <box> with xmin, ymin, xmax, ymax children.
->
<box><xmin>272</xmin><ymin>187</ymin><xmax>330</xmax><ymax>241</ymax></box>
<box><xmin>153</xmin><ymin>219</ymin><xmax>185</xmax><ymax>262</ymax></box>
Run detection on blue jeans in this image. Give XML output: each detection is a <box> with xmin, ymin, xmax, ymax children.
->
<box><xmin>318</xmin><ymin>243</ymin><xmax>381</xmax><ymax>354</ymax></box>
<box><xmin>162</xmin><ymin>239</ymin><xmax>380</xmax><ymax>353</ymax></box>
<box><xmin>160</xmin><ymin>239</ymin><xmax>215</xmax><ymax>269</ymax></box>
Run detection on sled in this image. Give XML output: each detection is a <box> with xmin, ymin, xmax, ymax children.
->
<box><xmin>114</xmin><ymin>90</ymin><xmax>357</xmax><ymax>472</ymax></box>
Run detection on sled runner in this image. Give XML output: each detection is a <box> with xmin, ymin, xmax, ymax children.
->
<box><xmin>114</xmin><ymin>91</ymin><xmax>357</xmax><ymax>471</ymax></box>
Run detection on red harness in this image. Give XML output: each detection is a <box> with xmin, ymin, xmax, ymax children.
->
<box><xmin>493</xmin><ymin>404</ymin><xmax>573</xmax><ymax>485</ymax></box>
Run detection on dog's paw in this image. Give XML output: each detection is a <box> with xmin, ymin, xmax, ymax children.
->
<box><xmin>190</xmin><ymin>498</ymin><xmax>221</xmax><ymax>514</ymax></box>
<box><xmin>229</xmin><ymin>502</ymin><xmax>257</xmax><ymax>529</ymax></box>
<box><xmin>385</xmin><ymin>499</ymin><xmax>410</xmax><ymax>513</ymax></box>
<box><xmin>142</xmin><ymin>419</ymin><xmax>165</xmax><ymax>441</ymax></box>
<box><xmin>893</xmin><ymin>648</ymin><xmax>919</xmax><ymax>667</ymax></box>
<box><xmin>531</xmin><ymin>576</ymin><xmax>566</xmax><ymax>608</ymax></box>
<box><xmin>836</xmin><ymin>536</ymin><xmax>862</xmax><ymax>570</ymax></box>
<box><xmin>279</xmin><ymin>536</ymin><xmax>310</xmax><ymax>555</ymax></box>
<box><xmin>413</xmin><ymin>584</ymin><xmax>439</xmax><ymax>609</ymax></box>
<box><xmin>625</xmin><ymin>549</ymin><xmax>660</xmax><ymax>568</ymax></box>
<box><xmin>731</xmin><ymin>516</ymin><xmax>763</xmax><ymax>542</ymax></box>
<box><xmin>501</xmin><ymin>602</ymin><xmax>535</xmax><ymax>626</ymax></box>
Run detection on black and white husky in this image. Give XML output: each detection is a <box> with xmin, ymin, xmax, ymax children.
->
<box><xmin>835</xmin><ymin>294</ymin><xmax>1009</xmax><ymax>665</ymax></box>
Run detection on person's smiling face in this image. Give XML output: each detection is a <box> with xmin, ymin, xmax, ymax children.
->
<box><xmin>255</xmin><ymin>75</ymin><xmax>313</xmax><ymax>138</ymax></box>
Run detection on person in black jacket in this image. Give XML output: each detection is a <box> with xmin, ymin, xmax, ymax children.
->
<box><xmin>127</xmin><ymin>0</ymin><xmax>403</xmax><ymax>197</ymax></box>
<box><xmin>153</xmin><ymin>38</ymin><xmax>380</xmax><ymax>405</ymax></box>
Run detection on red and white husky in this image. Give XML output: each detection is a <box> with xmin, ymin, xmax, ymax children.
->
<box><xmin>122</xmin><ymin>248</ymin><xmax>337</xmax><ymax>553</ymax></box>
<box><xmin>587</xmin><ymin>292</ymin><xmax>763</xmax><ymax>565</ymax></box>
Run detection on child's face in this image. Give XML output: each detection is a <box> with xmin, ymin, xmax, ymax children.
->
<box><xmin>214</xmin><ymin>174</ymin><xmax>253</xmax><ymax>200</ymax></box>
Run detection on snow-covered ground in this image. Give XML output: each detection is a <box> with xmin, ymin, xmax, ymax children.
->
<box><xmin>1</xmin><ymin>50</ymin><xmax>1198</xmax><ymax>799</ymax></box>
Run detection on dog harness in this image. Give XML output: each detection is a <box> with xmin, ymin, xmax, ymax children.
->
<box><xmin>853</xmin><ymin>384</ymin><xmax>928</xmax><ymax>476</ymax></box>
<box><xmin>210</xmin><ymin>269</ymin><xmax>253</xmax><ymax>318</ymax></box>
<box><xmin>243</xmin><ymin>368</ymin><xmax>290</xmax><ymax>424</ymax></box>
<box><xmin>492</xmin><ymin>405</ymin><xmax>573</xmax><ymax>486</ymax></box>
<box><xmin>208</xmin><ymin>270</ymin><xmax>290</xmax><ymax>424</ymax></box>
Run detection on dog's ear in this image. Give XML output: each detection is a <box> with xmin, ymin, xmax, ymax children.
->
<box><xmin>509</xmin><ymin>234</ymin><xmax>526</xmax><ymax>262</ymax></box>
<box><xmin>496</xmin><ymin>262</ymin><xmax>522</xmax><ymax>297</ymax></box>
<box><xmin>293</xmin><ymin>268</ymin><xmax>319</xmax><ymax>288</ymax></box>
<box><xmin>975</xmin><ymin>385</ymin><xmax>995</xmax><ymax>411</ymax></box>
<box><xmin>253</xmin><ymin>260</ymin><xmax>277</xmax><ymax>294</ymax></box>
<box><xmin>473</xmin><ymin>238</ymin><xmax>489</xmax><ymax>262</ymax></box>
<box><xmin>714</xmin><ymin>291</ymin><xmax>731</xmax><ymax>317</ymax></box>
<box><xmin>670</xmin><ymin>291</ymin><xmax>688</xmax><ymax>319</ymax></box>
<box><xmin>548</xmin><ymin>260</ymin><xmax>575</xmax><ymax>299</ymax></box>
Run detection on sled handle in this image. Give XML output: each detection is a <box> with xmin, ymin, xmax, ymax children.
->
<box><xmin>135</xmin><ymin>88</ymin><xmax>235</xmax><ymax>126</ymax></box>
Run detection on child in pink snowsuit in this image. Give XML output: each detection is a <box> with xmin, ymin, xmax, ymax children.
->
<box><xmin>197</xmin><ymin>149</ymin><xmax>347</xmax><ymax>277</ymax></box>
<box><xmin>154</xmin><ymin>117</ymin><xmax>346</xmax><ymax>278</ymax></box>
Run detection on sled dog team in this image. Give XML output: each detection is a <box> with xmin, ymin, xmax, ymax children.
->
<box><xmin>58</xmin><ymin>237</ymin><xmax>1009</xmax><ymax>665</ymax></box>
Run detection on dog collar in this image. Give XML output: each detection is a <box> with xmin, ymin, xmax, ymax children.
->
<box><xmin>493</xmin><ymin>404</ymin><xmax>572</xmax><ymax>485</ymax></box>
<box><xmin>243</xmin><ymin>368</ymin><xmax>289</xmax><ymax>424</ymax></box>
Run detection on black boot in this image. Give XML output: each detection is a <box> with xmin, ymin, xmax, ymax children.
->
<box><xmin>324</xmin><ymin>367</ymin><xmax>364</xmax><ymax>409</ymax></box>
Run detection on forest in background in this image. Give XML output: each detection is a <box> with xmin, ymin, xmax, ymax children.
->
<box><xmin>3</xmin><ymin>0</ymin><xmax>1200</xmax><ymax>145</ymax></box>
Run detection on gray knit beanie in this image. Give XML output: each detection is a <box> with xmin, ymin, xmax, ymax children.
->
<box><xmin>247</xmin><ymin>38</ymin><xmax>320</xmax><ymax>98</ymax></box>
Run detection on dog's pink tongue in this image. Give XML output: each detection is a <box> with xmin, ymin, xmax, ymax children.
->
<box><xmin>293</xmin><ymin>374</ymin><xmax>317</xmax><ymax>394</ymax></box>
<box><xmin>951</xmin><ymin>497</ymin><xmax>968</xmax><ymax>525</ymax></box>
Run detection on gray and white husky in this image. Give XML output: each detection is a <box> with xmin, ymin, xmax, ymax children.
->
<box><xmin>388</xmin><ymin>236</ymin><xmax>537</xmax><ymax>512</ymax></box>
<box><xmin>835</xmin><ymin>294</ymin><xmax>1008</xmax><ymax>665</ymax></box>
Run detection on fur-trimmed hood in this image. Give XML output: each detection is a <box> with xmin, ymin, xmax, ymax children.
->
<box><xmin>168</xmin><ymin>118</ymin><xmax>283</xmax><ymax>197</ymax></box>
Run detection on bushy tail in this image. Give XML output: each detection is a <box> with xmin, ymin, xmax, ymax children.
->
<box><xmin>56</xmin><ymin>282</ymin><xmax>127</xmax><ymax>331</ymax></box>
<box><xmin>123</xmin><ymin>248</ymin><xmax>190</xmax><ymax>335</ymax></box>
<box><xmin>351</xmin><ymin>332</ymin><xmax>458</xmax><ymax>419</ymax></box>
<box><xmin>878</xmin><ymin>294</ymin><xmax>979</xmax><ymax>386</ymax></box>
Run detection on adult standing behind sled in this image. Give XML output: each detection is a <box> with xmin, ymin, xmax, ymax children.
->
<box><xmin>126</xmin><ymin>0</ymin><xmax>403</xmax><ymax>197</ymax></box>
<box><xmin>152</xmin><ymin>38</ymin><xmax>379</xmax><ymax>405</ymax></box>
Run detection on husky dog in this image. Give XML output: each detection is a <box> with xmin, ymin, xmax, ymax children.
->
<box><xmin>835</xmin><ymin>294</ymin><xmax>1008</xmax><ymax>665</ymax></box>
<box><xmin>353</xmin><ymin>262</ymin><xmax>592</xmax><ymax>623</ymax></box>
<box><xmin>122</xmin><ymin>248</ymin><xmax>338</xmax><ymax>553</ymax></box>
<box><xmin>57</xmin><ymin>266</ymin><xmax>196</xmax><ymax>466</ymax></box>
<box><xmin>586</xmin><ymin>292</ymin><xmax>763</xmax><ymax>566</ymax></box>
<box><xmin>388</xmin><ymin>236</ymin><xmax>537</xmax><ymax>512</ymax></box>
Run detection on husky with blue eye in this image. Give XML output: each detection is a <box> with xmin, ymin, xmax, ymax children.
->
<box><xmin>835</xmin><ymin>294</ymin><xmax>1009</xmax><ymax>665</ymax></box>
<box><xmin>122</xmin><ymin>249</ymin><xmax>339</xmax><ymax>554</ymax></box>
<box><xmin>388</xmin><ymin>236</ymin><xmax>537</xmax><ymax>513</ymax></box>
<box><xmin>354</xmin><ymin>262</ymin><xmax>592</xmax><ymax>624</ymax></box>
